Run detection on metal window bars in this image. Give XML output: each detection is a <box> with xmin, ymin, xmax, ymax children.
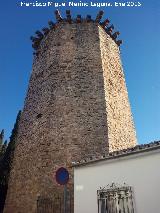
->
<box><xmin>97</xmin><ymin>183</ymin><xmax>135</xmax><ymax>213</ymax></box>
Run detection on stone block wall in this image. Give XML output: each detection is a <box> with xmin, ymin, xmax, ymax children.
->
<box><xmin>99</xmin><ymin>26</ymin><xmax>137</xmax><ymax>151</ymax></box>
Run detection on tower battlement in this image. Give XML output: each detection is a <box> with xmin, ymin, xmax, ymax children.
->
<box><xmin>31</xmin><ymin>10</ymin><xmax>122</xmax><ymax>56</ymax></box>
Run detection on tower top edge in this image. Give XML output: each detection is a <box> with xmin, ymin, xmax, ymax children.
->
<box><xmin>30</xmin><ymin>10</ymin><xmax>123</xmax><ymax>55</ymax></box>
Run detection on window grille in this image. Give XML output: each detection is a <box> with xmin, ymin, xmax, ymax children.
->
<box><xmin>97</xmin><ymin>183</ymin><xmax>135</xmax><ymax>213</ymax></box>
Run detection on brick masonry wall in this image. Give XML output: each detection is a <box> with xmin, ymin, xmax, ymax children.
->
<box><xmin>4</xmin><ymin>22</ymin><xmax>136</xmax><ymax>213</ymax></box>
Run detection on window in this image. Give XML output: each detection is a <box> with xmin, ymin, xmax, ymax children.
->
<box><xmin>97</xmin><ymin>183</ymin><xmax>135</xmax><ymax>213</ymax></box>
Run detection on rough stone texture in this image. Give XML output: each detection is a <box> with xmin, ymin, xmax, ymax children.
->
<box><xmin>99</xmin><ymin>27</ymin><xmax>137</xmax><ymax>151</ymax></box>
<box><xmin>4</xmin><ymin>22</ymin><xmax>136</xmax><ymax>213</ymax></box>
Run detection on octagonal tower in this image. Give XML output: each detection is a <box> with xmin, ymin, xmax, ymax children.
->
<box><xmin>4</xmin><ymin>10</ymin><xmax>137</xmax><ymax>213</ymax></box>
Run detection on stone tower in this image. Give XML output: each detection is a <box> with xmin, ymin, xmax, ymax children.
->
<box><xmin>4</xmin><ymin>10</ymin><xmax>137</xmax><ymax>213</ymax></box>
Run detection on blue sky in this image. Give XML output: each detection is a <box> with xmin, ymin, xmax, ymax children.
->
<box><xmin>0</xmin><ymin>0</ymin><xmax>159</xmax><ymax>144</ymax></box>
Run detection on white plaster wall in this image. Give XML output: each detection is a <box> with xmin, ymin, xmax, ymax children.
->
<box><xmin>74</xmin><ymin>149</ymin><xmax>160</xmax><ymax>213</ymax></box>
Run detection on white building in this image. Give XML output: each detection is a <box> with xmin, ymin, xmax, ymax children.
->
<box><xmin>73</xmin><ymin>141</ymin><xmax>160</xmax><ymax>213</ymax></box>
